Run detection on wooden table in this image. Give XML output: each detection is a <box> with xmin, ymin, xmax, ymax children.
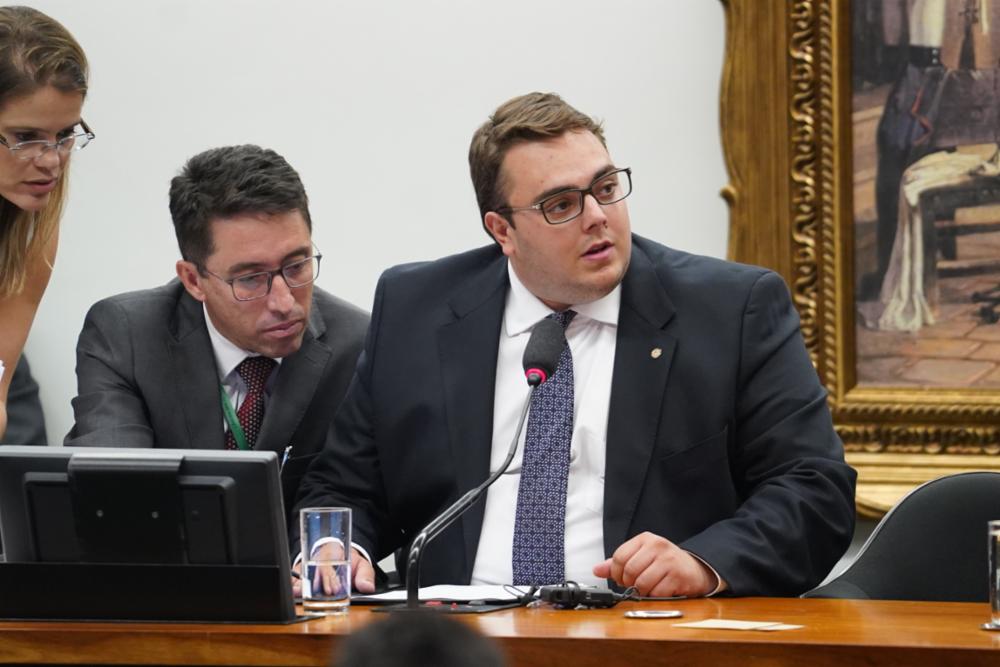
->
<box><xmin>1</xmin><ymin>597</ymin><xmax>998</xmax><ymax>666</ymax></box>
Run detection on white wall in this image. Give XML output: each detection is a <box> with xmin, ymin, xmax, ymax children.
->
<box><xmin>22</xmin><ymin>0</ymin><xmax>729</xmax><ymax>443</ymax></box>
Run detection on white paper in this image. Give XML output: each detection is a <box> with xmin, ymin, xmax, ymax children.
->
<box><xmin>0</xmin><ymin>359</ymin><xmax>5</xmax><ymax>384</ymax></box>
<box><xmin>673</xmin><ymin>619</ymin><xmax>794</xmax><ymax>631</ymax></box>
<box><xmin>356</xmin><ymin>584</ymin><xmax>522</xmax><ymax>603</ymax></box>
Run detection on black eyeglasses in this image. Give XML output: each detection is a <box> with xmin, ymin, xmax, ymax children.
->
<box><xmin>0</xmin><ymin>120</ymin><xmax>95</xmax><ymax>161</ymax></box>
<box><xmin>203</xmin><ymin>253</ymin><xmax>323</xmax><ymax>301</ymax></box>
<box><xmin>496</xmin><ymin>167</ymin><xmax>632</xmax><ymax>225</ymax></box>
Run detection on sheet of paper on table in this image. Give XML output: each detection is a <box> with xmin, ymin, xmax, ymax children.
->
<box><xmin>354</xmin><ymin>585</ymin><xmax>523</xmax><ymax>604</ymax></box>
<box><xmin>673</xmin><ymin>619</ymin><xmax>803</xmax><ymax>631</ymax></box>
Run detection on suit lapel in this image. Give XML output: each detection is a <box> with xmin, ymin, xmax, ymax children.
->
<box><xmin>436</xmin><ymin>256</ymin><xmax>508</xmax><ymax>580</ymax></box>
<box><xmin>167</xmin><ymin>293</ymin><xmax>225</xmax><ymax>449</ymax></box>
<box><xmin>256</xmin><ymin>306</ymin><xmax>330</xmax><ymax>454</ymax></box>
<box><xmin>603</xmin><ymin>243</ymin><xmax>677</xmax><ymax>557</ymax></box>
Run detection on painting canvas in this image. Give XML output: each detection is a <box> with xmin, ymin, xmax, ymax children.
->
<box><xmin>721</xmin><ymin>0</ymin><xmax>1000</xmax><ymax>516</ymax></box>
<box><xmin>853</xmin><ymin>0</ymin><xmax>1000</xmax><ymax>387</ymax></box>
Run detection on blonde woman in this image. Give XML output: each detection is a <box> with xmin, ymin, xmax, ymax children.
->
<box><xmin>0</xmin><ymin>6</ymin><xmax>92</xmax><ymax>438</ymax></box>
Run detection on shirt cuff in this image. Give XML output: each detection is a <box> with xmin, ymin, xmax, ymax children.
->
<box><xmin>293</xmin><ymin>538</ymin><xmax>373</xmax><ymax>567</ymax></box>
<box><xmin>686</xmin><ymin>550</ymin><xmax>728</xmax><ymax>597</ymax></box>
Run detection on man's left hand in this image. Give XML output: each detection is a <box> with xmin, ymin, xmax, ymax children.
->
<box><xmin>592</xmin><ymin>531</ymin><xmax>721</xmax><ymax>597</ymax></box>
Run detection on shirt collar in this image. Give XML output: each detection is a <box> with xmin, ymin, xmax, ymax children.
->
<box><xmin>203</xmin><ymin>305</ymin><xmax>281</xmax><ymax>381</ymax></box>
<box><xmin>504</xmin><ymin>261</ymin><xmax>621</xmax><ymax>337</ymax></box>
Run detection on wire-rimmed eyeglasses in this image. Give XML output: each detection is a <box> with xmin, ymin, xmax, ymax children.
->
<box><xmin>496</xmin><ymin>167</ymin><xmax>632</xmax><ymax>225</ymax></box>
<box><xmin>203</xmin><ymin>253</ymin><xmax>323</xmax><ymax>302</ymax></box>
<box><xmin>0</xmin><ymin>120</ymin><xmax>95</xmax><ymax>161</ymax></box>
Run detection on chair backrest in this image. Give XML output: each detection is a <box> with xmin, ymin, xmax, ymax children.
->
<box><xmin>805</xmin><ymin>471</ymin><xmax>1000</xmax><ymax>602</ymax></box>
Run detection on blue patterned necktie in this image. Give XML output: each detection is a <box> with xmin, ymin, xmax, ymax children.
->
<box><xmin>512</xmin><ymin>310</ymin><xmax>576</xmax><ymax>585</ymax></box>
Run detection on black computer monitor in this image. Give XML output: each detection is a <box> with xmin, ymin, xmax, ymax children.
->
<box><xmin>0</xmin><ymin>446</ymin><xmax>296</xmax><ymax>622</ymax></box>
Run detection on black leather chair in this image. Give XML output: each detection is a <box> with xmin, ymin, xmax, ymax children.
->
<box><xmin>805</xmin><ymin>471</ymin><xmax>1000</xmax><ymax>602</ymax></box>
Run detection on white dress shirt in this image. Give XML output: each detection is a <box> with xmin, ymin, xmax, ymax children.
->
<box><xmin>470</xmin><ymin>264</ymin><xmax>619</xmax><ymax>586</ymax></box>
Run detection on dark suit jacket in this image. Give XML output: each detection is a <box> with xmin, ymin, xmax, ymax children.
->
<box><xmin>296</xmin><ymin>235</ymin><xmax>856</xmax><ymax>596</ymax></box>
<box><xmin>4</xmin><ymin>356</ymin><xmax>48</xmax><ymax>446</ymax></box>
<box><xmin>66</xmin><ymin>280</ymin><xmax>369</xmax><ymax>516</ymax></box>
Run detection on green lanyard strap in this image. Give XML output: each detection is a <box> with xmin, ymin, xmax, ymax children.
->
<box><xmin>219</xmin><ymin>384</ymin><xmax>250</xmax><ymax>451</ymax></box>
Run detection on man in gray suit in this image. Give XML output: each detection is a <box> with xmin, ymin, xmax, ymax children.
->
<box><xmin>66</xmin><ymin>145</ymin><xmax>369</xmax><ymax>516</ymax></box>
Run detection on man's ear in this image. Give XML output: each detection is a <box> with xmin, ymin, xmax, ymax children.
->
<box><xmin>176</xmin><ymin>260</ymin><xmax>208</xmax><ymax>302</ymax></box>
<box><xmin>484</xmin><ymin>212</ymin><xmax>515</xmax><ymax>256</ymax></box>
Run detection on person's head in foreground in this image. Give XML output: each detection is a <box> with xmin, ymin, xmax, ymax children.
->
<box><xmin>331</xmin><ymin>613</ymin><xmax>506</xmax><ymax>667</ymax></box>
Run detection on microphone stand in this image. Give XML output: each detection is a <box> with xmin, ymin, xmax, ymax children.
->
<box><xmin>403</xmin><ymin>385</ymin><xmax>537</xmax><ymax>609</ymax></box>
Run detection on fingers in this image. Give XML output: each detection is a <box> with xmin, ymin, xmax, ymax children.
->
<box><xmin>592</xmin><ymin>558</ymin><xmax>613</xmax><ymax>579</ymax></box>
<box><xmin>297</xmin><ymin>544</ymin><xmax>375</xmax><ymax>597</ymax></box>
<box><xmin>320</xmin><ymin>563</ymin><xmax>339</xmax><ymax>595</ymax></box>
<box><xmin>291</xmin><ymin>560</ymin><xmax>302</xmax><ymax>597</ymax></box>
<box><xmin>618</xmin><ymin>545</ymin><xmax>657</xmax><ymax>588</ymax></box>
<box><xmin>606</xmin><ymin>533</ymin><xmax>646</xmax><ymax>586</ymax></box>
<box><xmin>352</xmin><ymin>548</ymin><xmax>376</xmax><ymax>593</ymax></box>
<box><xmin>597</xmin><ymin>532</ymin><xmax>715</xmax><ymax>597</ymax></box>
<box><xmin>307</xmin><ymin>541</ymin><xmax>349</xmax><ymax>595</ymax></box>
<box><xmin>601</xmin><ymin>532</ymin><xmax>655</xmax><ymax>588</ymax></box>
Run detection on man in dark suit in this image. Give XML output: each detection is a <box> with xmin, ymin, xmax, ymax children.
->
<box><xmin>295</xmin><ymin>94</ymin><xmax>856</xmax><ymax>597</ymax></box>
<box><xmin>66</xmin><ymin>145</ymin><xmax>368</xmax><ymax>516</ymax></box>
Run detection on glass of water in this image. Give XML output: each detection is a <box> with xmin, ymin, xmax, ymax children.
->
<box><xmin>300</xmin><ymin>507</ymin><xmax>352</xmax><ymax>615</ymax></box>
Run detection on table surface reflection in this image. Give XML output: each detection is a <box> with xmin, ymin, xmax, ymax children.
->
<box><xmin>0</xmin><ymin>596</ymin><xmax>997</xmax><ymax>666</ymax></box>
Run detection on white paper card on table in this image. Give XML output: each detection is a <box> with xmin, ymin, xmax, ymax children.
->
<box><xmin>356</xmin><ymin>585</ymin><xmax>520</xmax><ymax>603</ymax></box>
<box><xmin>673</xmin><ymin>619</ymin><xmax>792</xmax><ymax>631</ymax></box>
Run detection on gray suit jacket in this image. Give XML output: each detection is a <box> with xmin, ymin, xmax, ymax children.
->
<box><xmin>66</xmin><ymin>280</ymin><xmax>369</xmax><ymax>515</ymax></box>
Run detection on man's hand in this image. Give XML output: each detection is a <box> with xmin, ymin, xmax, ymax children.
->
<box><xmin>292</xmin><ymin>559</ymin><xmax>304</xmax><ymax>597</ymax></box>
<box><xmin>592</xmin><ymin>532</ymin><xmax>722</xmax><ymax>597</ymax></box>
<box><xmin>290</xmin><ymin>546</ymin><xmax>376</xmax><ymax>596</ymax></box>
<box><xmin>351</xmin><ymin>547</ymin><xmax>376</xmax><ymax>593</ymax></box>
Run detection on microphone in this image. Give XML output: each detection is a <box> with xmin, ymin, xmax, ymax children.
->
<box><xmin>522</xmin><ymin>317</ymin><xmax>565</xmax><ymax>386</ymax></box>
<box><xmin>397</xmin><ymin>317</ymin><xmax>567</xmax><ymax>610</ymax></box>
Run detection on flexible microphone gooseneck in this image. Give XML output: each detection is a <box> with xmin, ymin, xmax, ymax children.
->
<box><xmin>401</xmin><ymin>317</ymin><xmax>567</xmax><ymax>609</ymax></box>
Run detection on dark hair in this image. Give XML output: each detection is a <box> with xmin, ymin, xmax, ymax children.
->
<box><xmin>468</xmin><ymin>92</ymin><xmax>605</xmax><ymax>239</ymax></box>
<box><xmin>331</xmin><ymin>613</ymin><xmax>506</xmax><ymax>667</ymax></box>
<box><xmin>0</xmin><ymin>5</ymin><xmax>88</xmax><ymax>296</ymax></box>
<box><xmin>169</xmin><ymin>145</ymin><xmax>312</xmax><ymax>267</ymax></box>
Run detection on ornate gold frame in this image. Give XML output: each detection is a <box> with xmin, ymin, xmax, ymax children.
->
<box><xmin>720</xmin><ymin>0</ymin><xmax>1000</xmax><ymax>517</ymax></box>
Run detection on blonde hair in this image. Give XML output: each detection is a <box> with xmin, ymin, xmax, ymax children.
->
<box><xmin>0</xmin><ymin>6</ymin><xmax>87</xmax><ymax>297</ymax></box>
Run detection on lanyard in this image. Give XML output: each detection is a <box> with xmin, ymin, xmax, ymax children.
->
<box><xmin>219</xmin><ymin>384</ymin><xmax>250</xmax><ymax>451</ymax></box>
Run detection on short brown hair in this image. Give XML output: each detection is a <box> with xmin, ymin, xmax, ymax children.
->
<box><xmin>468</xmin><ymin>92</ymin><xmax>605</xmax><ymax>239</ymax></box>
<box><xmin>169</xmin><ymin>145</ymin><xmax>312</xmax><ymax>268</ymax></box>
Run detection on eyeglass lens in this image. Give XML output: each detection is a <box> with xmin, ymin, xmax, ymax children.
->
<box><xmin>540</xmin><ymin>170</ymin><xmax>631</xmax><ymax>224</ymax></box>
<box><xmin>7</xmin><ymin>126</ymin><xmax>92</xmax><ymax>160</ymax></box>
<box><xmin>231</xmin><ymin>255</ymin><xmax>321</xmax><ymax>300</ymax></box>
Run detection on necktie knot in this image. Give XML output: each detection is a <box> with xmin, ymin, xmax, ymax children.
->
<box><xmin>549</xmin><ymin>309</ymin><xmax>576</xmax><ymax>331</ymax></box>
<box><xmin>237</xmin><ymin>356</ymin><xmax>276</xmax><ymax>395</ymax></box>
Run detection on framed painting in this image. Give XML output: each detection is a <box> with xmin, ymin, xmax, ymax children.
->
<box><xmin>720</xmin><ymin>0</ymin><xmax>1000</xmax><ymax>517</ymax></box>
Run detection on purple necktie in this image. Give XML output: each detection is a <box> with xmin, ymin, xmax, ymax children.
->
<box><xmin>512</xmin><ymin>310</ymin><xmax>576</xmax><ymax>585</ymax></box>
<box><xmin>225</xmin><ymin>356</ymin><xmax>277</xmax><ymax>450</ymax></box>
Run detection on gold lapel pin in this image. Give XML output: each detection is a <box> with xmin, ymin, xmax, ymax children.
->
<box><xmin>651</xmin><ymin>348</ymin><xmax>662</xmax><ymax>359</ymax></box>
